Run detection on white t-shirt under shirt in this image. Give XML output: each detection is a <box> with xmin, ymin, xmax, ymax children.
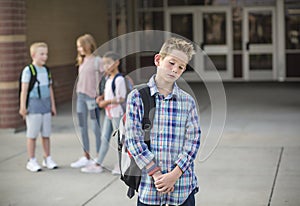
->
<box><xmin>104</xmin><ymin>75</ymin><xmax>126</xmax><ymax>119</ymax></box>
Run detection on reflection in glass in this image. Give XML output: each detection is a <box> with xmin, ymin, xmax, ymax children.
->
<box><xmin>168</xmin><ymin>0</ymin><xmax>229</xmax><ymax>6</ymax></box>
<box><xmin>249</xmin><ymin>11</ymin><xmax>272</xmax><ymax>44</ymax></box>
<box><xmin>203</xmin><ymin>13</ymin><xmax>226</xmax><ymax>45</ymax></box>
<box><xmin>232</xmin><ymin>6</ymin><xmax>242</xmax><ymax>50</ymax></box>
<box><xmin>205</xmin><ymin>55</ymin><xmax>227</xmax><ymax>71</ymax></box>
<box><xmin>286</xmin><ymin>9</ymin><xmax>300</xmax><ymax>49</ymax></box>
<box><xmin>138</xmin><ymin>0</ymin><xmax>163</xmax><ymax>8</ymax></box>
<box><xmin>171</xmin><ymin>14</ymin><xmax>193</xmax><ymax>40</ymax></box>
<box><xmin>139</xmin><ymin>12</ymin><xmax>164</xmax><ymax>30</ymax></box>
<box><xmin>250</xmin><ymin>54</ymin><xmax>272</xmax><ymax>70</ymax></box>
<box><xmin>139</xmin><ymin>12</ymin><xmax>164</xmax><ymax>51</ymax></box>
<box><xmin>234</xmin><ymin>54</ymin><xmax>242</xmax><ymax>77</ymax></box>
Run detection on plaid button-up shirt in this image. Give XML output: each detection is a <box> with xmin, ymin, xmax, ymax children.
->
<box><xmin>125</xmin><ymin>75</ymin><xmax>201</xmax><ymax>205</ymax></box>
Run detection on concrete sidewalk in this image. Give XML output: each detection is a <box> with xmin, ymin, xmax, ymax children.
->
<box><xmin>0</xmin><ymin>82</ymin><xmax>300</xmax><ymax>206</ymax></box>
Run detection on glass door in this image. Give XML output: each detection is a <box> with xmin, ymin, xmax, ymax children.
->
<box><xmin>243</xmin><ymin>7</ymin><xmax>276</xmax><ymax>80</ymax></box>
<box><xmin>165</xmin><ymin>8</ymin><xmax>198</xmax><ymax>81</ymax></box>
<box><xmin>166</xmin><ymin>7</ymin><xmax>232</xmax><ymax>81</ymax></box>
<box><xmin>198</xmin><ymin>7</ymin><xmax>233</xmax><ymax>80</ymax></box>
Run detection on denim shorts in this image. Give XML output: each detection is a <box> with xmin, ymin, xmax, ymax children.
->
<box><xmin>26</xmin><ymin>113</ymin><xmax>51</xmax><ymax>138</ymax></box>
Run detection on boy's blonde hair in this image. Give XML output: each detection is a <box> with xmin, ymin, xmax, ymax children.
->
<box><xmin>76</xmin><ymin>34</ymin><xmax>97</xmax><ymax>65</ymax></box>
<box><xmin>30</xmin><ymin>42</ymin><xmax>48</xmax><ymax>57</ymax></box>
<box><xmin>159</xmin><ymin>37</ymin><xmax>195</xmax><ymax>62</ymax></box>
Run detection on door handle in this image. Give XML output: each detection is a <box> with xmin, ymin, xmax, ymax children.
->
<box><xmin>246</xmin><ymin>42</ymin><xmax>250</xmax><ymax>51</ymax></box>
<box><xmin>200</xmin><ymin>42</ymin><xmax>205</xmax><ymax>50</ymax></box>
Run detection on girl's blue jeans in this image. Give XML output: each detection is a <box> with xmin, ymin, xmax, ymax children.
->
<box><xmin>96</xmin><ymin>115</ymin><xmax>120</xmax><ymax>165</ymax></box>
<box><xmin>76</xmin><ymin>93</ymin><xmax>101</xmax><ymax>154</ymax></box>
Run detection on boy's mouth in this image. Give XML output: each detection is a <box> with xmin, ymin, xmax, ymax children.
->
<box><xmin>167</xmin><ymin>73</ymin><xmax>177</xmax><ymax>79</ymax></box>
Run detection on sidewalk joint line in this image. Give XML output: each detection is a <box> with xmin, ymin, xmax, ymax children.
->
<box><xmin>267</xmin><ymin>146</ymin><xmax>284</xmax><ymax>206</ymax></box>
<box><xmin>0</xmin><ymin>150</ymin><xmax>26</xmax><ymax>164</ymax></box>
<box><xmin>82</xmin><ymin>176</ymin><xmax>119</xmax><ymax>205</ymax></box>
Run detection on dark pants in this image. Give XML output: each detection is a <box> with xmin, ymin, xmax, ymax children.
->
<box><xmin>137</xmin><ymin>189</ymin><xmax>196</xmax><ymax>206</ymax></box>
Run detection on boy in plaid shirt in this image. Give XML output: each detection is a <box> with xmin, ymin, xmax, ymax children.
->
<box><xmin>125</xmin><ymin>37</ymin><xmax>201</xmax><ymax>206</ymax></box>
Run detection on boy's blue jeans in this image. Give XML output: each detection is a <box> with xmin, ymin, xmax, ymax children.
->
<box><xmin>76</xmin><ymin>93</ymin><xmax>101</xmax><ymax>154</ymax></box>
<box><xmin>96</xmin><ymin>115</ymin><xmax>120</xmax><ymax>165</ymax></box>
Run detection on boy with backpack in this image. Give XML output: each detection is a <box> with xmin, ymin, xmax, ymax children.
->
<box><xmin>19</xmin><ymin>42</ymin><xmax>58</xmax><ymax>172</ymax></box>
<box><xmin>125</xmin><ymin>37</ymin><xmax>201</xmax><ymax>205</ymax></box>
<box><xmin>81</xmin><ymin>51</ymin><xmax>127</xmax><ymax>174</ymax></box>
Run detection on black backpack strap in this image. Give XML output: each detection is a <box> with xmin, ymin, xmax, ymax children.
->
<box><xmin>112</xmin><ymin>73</ymin><xmax>122</xmax><ymax>96</ymax></box>
<box><xmin>137</xmin><ymin>84</ymin><xmax>156</xmax><ymax>144</ymax></box>
<box><xmin>28</xmin><ymin>64</ymin><xmax>37</xmax><ymax>93</ymax></box>
<box><xmin>25</xmin><ymin>64</ymin><xmax>38</xmax><ymax>107</ymax></box>
<box><xmin>44</xmin><ymin>65</ymin><xmax>52</xmax><ymax>87</ymax></box>
<box><xmin>127</xmin><ymin>187</ymin><xmax>135</xmax><ymax>199</ymax></box>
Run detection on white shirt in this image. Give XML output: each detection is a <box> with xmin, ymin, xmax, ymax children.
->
<box><xmin>104</xmin><ymin>75</ymin><xmax>126</xmax><ymax>118</ymax></box>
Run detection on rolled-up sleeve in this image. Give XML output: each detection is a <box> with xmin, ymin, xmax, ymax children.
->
<box><xmin>125</xmin><ymin>89</ymin><xmax>155</xmax><ymax>169</ymax></box>
<box><xmin>175</xmin><ymin>99</ymin><xmax>201</xmax><ymax>172</ymax></box>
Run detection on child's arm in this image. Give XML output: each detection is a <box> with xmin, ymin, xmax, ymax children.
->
<box><xmin>125</xmin><ymin>90</ymin><xmax>155</xmax><ymax>168</ymax></box>
<box><xmin>98</xmin><ymin>98</ymin><xmax>121</xmax><ymax>108</ymax></box>
<box><xmin>175</xmin><ymin>99</ymin><xmax>201</xmax><ymax>172</ymax></box>
<box><xmin>154</xmin><ymin>99</ymin><xmax>201</xmax><ymax>194</ymax></box>
<box><xmin>153</xmin><ymin>165</ymin><xmax>182</xmax><ymax>194</ymax></box>
<box><xmin>98</xmin><ymin>77</ymin><xmax>126</xmax><ymax>108</ymax></box>
<box><xmin>19</xmin><ymin>82</ymin><xmax>29</xmax><ymax>119</ymax></box>
<box><xmin>49</xmin><ymin>85</ymin><xmax>56</xmax><ymax>116</ymax></box>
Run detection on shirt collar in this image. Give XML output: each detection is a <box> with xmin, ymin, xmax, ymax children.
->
<box><xmin>147</xmin><ymin>75</ymin><xmax>180</xmax><ymax>100</ymax></box>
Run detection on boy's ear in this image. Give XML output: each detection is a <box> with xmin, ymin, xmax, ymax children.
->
<box><xmin>154</xmin><ymin>54</ymin><xmax>161</xmax><ymax>66</ymax></box>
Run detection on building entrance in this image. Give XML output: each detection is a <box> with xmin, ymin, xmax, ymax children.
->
<box><xmin>243</xmin><ymin>7</ymin><xmax>277</xmax><ymax>80</ymax></box>
<box><xmin>166</xmin><ymin>6</ymin><xmax>233</xmax><ymax>81</ymax></box>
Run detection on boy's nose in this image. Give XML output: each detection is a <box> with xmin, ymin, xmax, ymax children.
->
<box><xmin>172</xmin><ymin>66</ymin><xmax>179</xmax><ymax>73</ymax></box>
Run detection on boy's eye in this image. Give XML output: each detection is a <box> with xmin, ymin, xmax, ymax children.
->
<box><xmin>169</xmin><ymin>61</ymin><xmax>175</xmax><ymax>65</ymax></box>
<box><xmin>179</xmin><ymin>66</ymin><xmax>185</xmax><ymax>70</ymax></box>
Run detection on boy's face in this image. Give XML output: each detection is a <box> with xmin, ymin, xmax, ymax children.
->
<box><xmin>32</xmin><ymin>47</ymin><xmax>48</xmax><ymax>66</ymax></box>
<box><xmin>103</xmin><ymin>57</ymin><xmax>119</xmax><ymax>75</ymax></box>
<box><xmin>154</xmin><ymin>49</ymin><xmax>188</xmax><ymax>84</ymax></box>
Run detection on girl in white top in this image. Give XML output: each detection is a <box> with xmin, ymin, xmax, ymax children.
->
<box><xmin>81</xmin><ymin>51</ymin><xmax>126</xmax><ymax>174</ymax></box>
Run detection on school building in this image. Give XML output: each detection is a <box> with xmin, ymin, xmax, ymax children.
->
<box><xmin>0</xmin><ymin>0</ymin><xmax>299</xmax><ymax>129</ymax></box>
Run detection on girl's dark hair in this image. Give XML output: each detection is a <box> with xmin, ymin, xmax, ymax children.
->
<box><xmin>103</xmin><ymin>51</ymin><xmax>122</xmax><ymax>71</ymax></box>
<box><xmin>103</xmin><ymin>51</ymin><xmax>120</xmax><ymax>61</ymax></box>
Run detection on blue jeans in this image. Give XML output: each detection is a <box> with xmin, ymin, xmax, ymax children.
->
<box><xmin>76</xmin><ymin>93</ymin><xmax>101</xmax><ymax>154</ymax></box>
<box><xmin>137</xmin><ymin>189</ymin><xmax>196</xmax><ymax>206</ymax></box>
<box><xmin>96</xmin><ymin>115</ymin><xmax>120</xmax><ymax>165</ymax></box>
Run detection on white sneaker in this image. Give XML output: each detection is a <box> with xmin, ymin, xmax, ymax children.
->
<box><xmin>70</xmin><ymin>157</ymin><xmax>93</xmax><ymax>168</ymax></box>
<box><xmin>111</xmin><ymin>163</ymin><xmax>121</xmax><ymax>175</ymax></box>
<box><xmin>42</xmin><ymin>156</ymin><xmax>58</xmax><ymax>169</ymax></box>
<box><xmin>81</xmin><ymin>164</ymin><xmax>103</xmax><ymax>173</ymax></box>
<box><xmin>26</xmin><ymin>159</ymin><xmax>42</xmax><ymax>172</ymax></box>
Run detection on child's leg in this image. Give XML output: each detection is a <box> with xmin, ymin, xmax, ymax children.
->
<box><xmin>27</xmin><ymin>138</ymin><xmax>36</xmax><ymax>159</ymax></box>
<box><xmin>96</xmin><ymin>116</ymin><xmax>112</xmax><ymax>165</ymax></box>
<box><xmin>41</xmin><ymin>113</ymin><xmax>52</xmax><ymax>157</ymax></box>
<box><xmin>90</xmin><ymin>107</ymin><xmax>101</xmax><ymax>154</ymax></box>
<box><xmin>26</xmin><ymin>113</ymin><xmax>42</xmax><ymax>159</ymax></box>
<box><xmin>41</xmin><ymin>113</ymin><xmax>57</xmax><ymax>169</ymax></box>
<box><xmin>77</xmin><ymin>93</ymin><xmax>90</xmax><ymax>159</ymax></box>
<box><xmin>42</xmin><ymin>137</ymin><xmax>50</xmax><ymax>157</ymax></box>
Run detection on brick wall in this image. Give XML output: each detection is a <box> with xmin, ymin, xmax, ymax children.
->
<box><xmin>0</xmin><ymin>0</ymin><xmax>27</xmax><ymax>128</ymax></box>
<box><xmin>51</xmin><ymin>64</ymin><xmax>77</xmax><ymax>104</ymax></box>
<box><xmin>0</xmin><ymin>0</ymin><xmax>108</xmax><ymax>129</ymax></box>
